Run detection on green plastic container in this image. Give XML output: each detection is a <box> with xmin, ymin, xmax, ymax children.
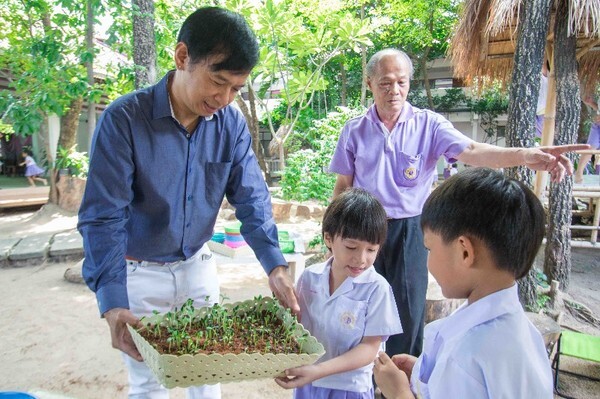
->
<box><xmin>224</xmin><ymin>222</ymin><xmax>242</xmax><ymax>235</ymax></box>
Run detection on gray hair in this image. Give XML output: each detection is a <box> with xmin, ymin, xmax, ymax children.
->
<box><xmin>366</xmin><ymin>49</ymin><xmax>414</xmax><ymax>79</ymax></box>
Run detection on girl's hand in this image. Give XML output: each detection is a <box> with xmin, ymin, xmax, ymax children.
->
<box><xmin>274</xmin><ymin>364</ymin><xmax>322</xmax><ymax>389</ymax></box>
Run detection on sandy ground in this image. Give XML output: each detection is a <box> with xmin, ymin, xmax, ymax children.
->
<box><xmin>0</xmin><ymin>205</ymin><xmax>318</xmax><ymax>399</ymax></box>
<box><xmin>0</xmin><ymin>205</ymin><xmax>598</xmax><ymax>398</ymax></box>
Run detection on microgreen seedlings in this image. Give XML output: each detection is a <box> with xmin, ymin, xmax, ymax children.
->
<box><xmin>137</xmin><ymin>296</ymin><xmax>304</xmax><ymax>356</ymax></box>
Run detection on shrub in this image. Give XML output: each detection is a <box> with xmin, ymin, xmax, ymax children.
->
<box><xmin>280</xmin><ymin>106</ymin><xmax>364</xmax><ymax>204</ymax></box>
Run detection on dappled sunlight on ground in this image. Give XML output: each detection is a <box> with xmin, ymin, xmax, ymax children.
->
<box><xmin>0</xmin><ymin>204</ymin><xmax>78</xmax><ymax>239</ymax></box>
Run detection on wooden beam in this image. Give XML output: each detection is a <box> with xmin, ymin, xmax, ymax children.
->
<box><xmin>576</xmin><ymin>38</ymin><xmax>600</xmax><ymax>60</ymax></box>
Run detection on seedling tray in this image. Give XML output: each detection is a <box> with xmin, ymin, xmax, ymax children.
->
<box><xmin>128</xmin><ymin>297</ymin><xmax>324</xmax><ymax>388</ymax></box>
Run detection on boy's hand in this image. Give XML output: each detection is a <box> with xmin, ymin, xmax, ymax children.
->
<box><xmin>390</xmin><ymin>353</ymin><xmax>418</xmax><ymax>381</ymax></box>
<box><xmin>274</xmin><ymin>364</ymin><xmax>321</xmax><ymax>389</ymax></box>
<box><xmin>374</xmin><ymin>352</ymin><xmax>415</xmax><ymax>399</ymax></box>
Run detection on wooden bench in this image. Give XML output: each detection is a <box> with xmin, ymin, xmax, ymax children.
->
<box><xmin>0</xmin><ymin>187</ymin><xmax>49</xmax><ymax>209</ymax></box>
<box><xmin>571</xmin><ymin>190</ymin><xmax>600</xmax><ymax>245</ymax></box>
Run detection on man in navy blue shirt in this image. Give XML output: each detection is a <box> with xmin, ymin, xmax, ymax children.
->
<box><xmin>78</xmin><ymin>7</ymin><xmax>299</xmax><ymax>398</ymax></box>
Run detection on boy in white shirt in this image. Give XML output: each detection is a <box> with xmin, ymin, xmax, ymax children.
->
<box><xmin>373</xmin><ymin>167</ymin><xmax>553</xmax><ymax>398</ymax></box>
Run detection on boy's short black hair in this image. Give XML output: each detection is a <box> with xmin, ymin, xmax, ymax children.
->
<box><xmin>421</xmin><ymin>167</ymin><xmax>545</xmax><ymax>279</ymax></box>
<box><xmin>322</xmin><ymin>188</ymin><xmax>387</xmax><ymax>246</ymax></box>
<box><xmin>177</xmin><ymin>7</ymin><xmax>259</xmax><ymax>73</ymax></box>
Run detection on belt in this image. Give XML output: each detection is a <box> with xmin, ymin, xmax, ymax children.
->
<box><xmin>125</xmin><ymin>256</ymin><xmax>165</xmax><ymax>265</ymax></box>
<box><xmin>125</xmin><ymin>250</ymin><xmax>212</xmax><ymax>264</ymax></box>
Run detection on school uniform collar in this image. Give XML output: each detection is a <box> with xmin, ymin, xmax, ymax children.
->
<box><xmin>430</xmin><ymin>284</ymin><xmax>521</xmax><ymax>344</ymax></box>
<box><xmin>310</xmin><ymin>258</ymin><xmax>380</xmax><ymax>299</ymax></box>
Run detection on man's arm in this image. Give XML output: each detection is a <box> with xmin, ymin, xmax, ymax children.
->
<box><xmin>78</xmin><ymin>109</ymin><xmax>134</xmax><ymax>315</ymax></box>
<box><xmin>456</xmin><ymin>142</ymin><xmax>590</xmax><ymax>182</ymax></box>
<box><xmin>77</xmin><ymin>110</ymin><xmax>142</xmax><ymax>359</ymax></box>
<box><xmin>225</xmin><ymin>115</ymin><xmax>299</xmax><ymax>314</ymax></box>
<box><xmin>333</xmin><ymin>174</ymin><xmax>354</xmax><ymax>197</ymax></box>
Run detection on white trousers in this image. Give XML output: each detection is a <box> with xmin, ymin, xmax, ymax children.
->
<box><xmin>123</xmin><ymin>244</ymin><xmax>221</xmax><ymax>399</ymax></box>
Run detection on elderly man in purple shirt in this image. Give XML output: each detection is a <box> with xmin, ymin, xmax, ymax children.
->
<box><xmin>329</xmin><ymin>48</ymin><xmax>588</xmax><ymax>359</ymax></box>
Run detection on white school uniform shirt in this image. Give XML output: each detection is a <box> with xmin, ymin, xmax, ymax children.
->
<box><xmin>297</xmin><ymin>259</ymin><xmax>403</xmax><ymax>392</ymax></box>
<box><xmin>410</xmin><ymin>284</ymin><xmax>553</xmax><ymax>399</ymax></box>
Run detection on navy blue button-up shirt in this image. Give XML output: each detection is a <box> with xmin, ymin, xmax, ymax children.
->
<box><xmin>78</xmin><ymin>72</ymin><xmax>286</xmax><ymax>315</ymax></box>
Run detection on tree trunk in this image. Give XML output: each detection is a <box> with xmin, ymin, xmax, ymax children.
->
<box><xmin>359</xmin><ymin>5</ymin><xmax>367</xmax><ymax>107</ymax></box>
<box><xmin>420</xmin><ymin>54</ymin><xmax>433</xmax><ymax>110</ymax></box>
<box><xmin>132</xmin><ymin>0</ymin><xmax>157</xmax><ymax>89</ymax></box>
<box><xmin>235</xmin><ymin>84</ymin><xmax>271</xmax><ymax>184</ymax></box>
<box><xmin>86</xmin><ymin>0</ymin><xmax>96</xmax><ymax>144</ymax></box>
<box><xmin>544</xmin><ymin>0</ymin><xmax>579</xmax><ymax>291</ymax></box>
<box><xmin>59</xmin><ymin>97</ymin><xmax>83</xmax><ymax>151</ymax></box>
<box><xmin>40</xmin><ymin>116</ymin><xmax>59</xmax><ymax>204</ymax></box>
<box><xmin>505</xmin><ymin>0</ymin><xmax>552</xmax><ymax>308</ymax></box>
<box><xmin>505</xmin><ymin>0</ymin><xmax>552</xmax><ymax>190</ymax></box>
<box><xmin>340</xmin><ymin>58</ymin><xmax>347</xmax><ymax>107</ymax></box>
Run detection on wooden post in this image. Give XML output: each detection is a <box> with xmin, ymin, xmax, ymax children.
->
<box><xmin>425</xmin><ymin>275</ymin><xmax>464</xmax><ymax>323</ymax></box>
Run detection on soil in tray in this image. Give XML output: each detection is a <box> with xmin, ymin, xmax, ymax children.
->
<box><xmin>137</xmin><ymin>297</ymin><xmax>305</xmax><ymax>356</ymax></box>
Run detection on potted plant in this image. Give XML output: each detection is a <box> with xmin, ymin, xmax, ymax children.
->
<box><xmin>54</xmin><ymin>145</ymin><xmax>89</xmax><ymax>178</ymax></box>
<box><xmin>128</xmin><ymin>295</ymin><xmax>325</xmax><ymax>388</ymax></box>
<box><xmin>54</xmin><ymin>146</ymin><xmax>73</xmax><ymax>177</ymax></box>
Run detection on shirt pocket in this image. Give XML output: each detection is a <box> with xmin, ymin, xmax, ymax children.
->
<box><xmin>205</xmin><ymin>161</ymin><xmax>232</xmax><ymax>208</ymax></box>
<box><xmin>335</xmin><ymin>297</ymin><xmax>368</xmax><ymax>340</ymax></box>
<box><xmin>396</xmin><ymin>151</ymin><xmax>423</xmax><ymax>188</ymax></box>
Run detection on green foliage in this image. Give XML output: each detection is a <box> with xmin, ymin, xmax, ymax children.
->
<box><xmin>434</xmin><ymin>88</ymin><xmax>469</xmax><ymax>112</ymax></box>
<box><xmin>280</xmin><ymin>106</ymin><xmax>364</xmax><ymax>204</ymax></box>
<box><xmin>0</xmin><ymin>120</ymin><xmax>14</xmax><ymax>136</ymax></box>
<box><xmin>407</xmin><ymin>89</ymin><xmax>430</xmax><ymax>109</ymax></box>
<box><xmin>55</xmin><ymin>145</ymin><xmax>89</xmax><ymax>178</ymax></box>
<box><xmin>467</xmin><ymin>85</ymin><xmax>509</xmax><ymax>140</ymax></box>
<box><xmin>264</xmin><ymin>100</ymin><xmax>318</xmax><ymax>137</ymax></box>
<box><xmin>239</xmin><ymin>0</ymin><xmax>373</xmax><ymax>159</ymax></box>
<box><xmin>525</xmin><ymin>268</ymin><xmax>551</xmax><ymax>312</ymax></box>
<box><xmin>0</xmin><ymin>0</ymin><xmax>97</xmax><ymax>136</ymax></box>
<box><xmin>374</xmin><ymin>0</ymin><xmax>459</xmax><ymax>73</ymax></box>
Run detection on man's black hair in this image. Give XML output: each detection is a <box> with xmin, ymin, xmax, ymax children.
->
<box><xmin>322</xmin><ymin>188</ymin><xmax>387</xmax><ymax>247</ymax></box>
<box><xmin>421</xmin><ymin>167</ymin><xmax>545</xmax><ymax>279</ymax></box>
<box><xmin>177</xmin><ymin>7</ymin><xmax>259</xmax><ymax>73</ymax></box>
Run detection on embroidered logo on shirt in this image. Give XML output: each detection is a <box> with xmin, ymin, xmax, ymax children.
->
<box><xmin>340</xmin><ymin>311</ymin><xmax>357</xmax><ymax>329</ymax></box>
<box><xmin>404</xmin><ymin>167</ymin><xmax>418</xmax><ymax>180</ymax></box>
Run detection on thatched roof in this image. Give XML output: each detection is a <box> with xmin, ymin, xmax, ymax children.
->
<box><xmin>450</xmin><ymin>0</ymin><xmax>600</xmax><ymax>95</ymax></box>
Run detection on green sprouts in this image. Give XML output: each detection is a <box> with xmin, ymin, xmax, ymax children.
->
<box><xmin>137</xmin><ymin>296</ymin><xmax>305</xmax><ymax>356</ymax></box>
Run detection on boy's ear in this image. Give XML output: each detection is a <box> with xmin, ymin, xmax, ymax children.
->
<box><xmin>323</xmin><ymin>233</ymin><xmax>333</xmax><ymax>249</ymax></box>
<box><xmin>456</xmin><ymin>235</ymin><xmax>476</xmax><ymax>268</ymax></box>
